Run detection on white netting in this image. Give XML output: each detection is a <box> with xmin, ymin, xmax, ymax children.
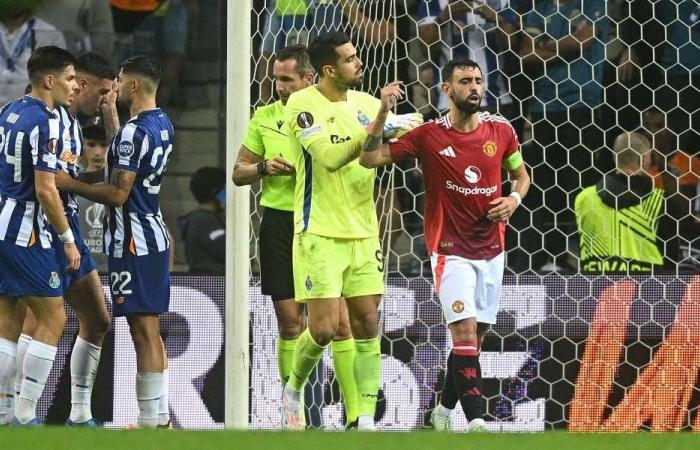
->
<box><xmin>248</xmin><ymin>0</ymin><xmax>700</xmax><ymax>431</ymax></box>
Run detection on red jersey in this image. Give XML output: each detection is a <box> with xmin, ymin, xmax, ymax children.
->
<box><xmin>389</xmin><ymin>112</ymin><xmax>520</xmax><ymax>260</ymax></box>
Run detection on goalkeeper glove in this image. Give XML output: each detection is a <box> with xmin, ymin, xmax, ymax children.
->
<box><xmin>382</xmin><ymin>113</ymin><xmax>423</xmax><ymax>139</ymax></box>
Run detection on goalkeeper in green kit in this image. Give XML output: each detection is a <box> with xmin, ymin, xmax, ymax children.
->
<box><xmin>282</xmin><ymin>31</ymin><xmax>422</xmax><ymax>431</ymax></box>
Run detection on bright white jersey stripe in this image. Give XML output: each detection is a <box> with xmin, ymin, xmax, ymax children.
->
<box><xmin>0</xmin><ymin>96</ymin><xmax>59</xmax><ymax>248</ymax></box>
<box><xmin>55</xmin><ymin>106</ymin><xmax>82</xmax><ymax>216</ymax></box>
<box><xmin>104</xmin><ymin>109</ymin><xmax>174</xmax><ymax>257</ymax></box>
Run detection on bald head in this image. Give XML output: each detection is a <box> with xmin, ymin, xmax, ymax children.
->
<box><xmin>612</xmin><ymin>132</ymin><xmax>652</xmax><ymax>173</ymax></box>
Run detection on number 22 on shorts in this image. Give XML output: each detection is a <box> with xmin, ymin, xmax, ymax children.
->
<box><xmin>110</xmin><ymin>271</ymin><xmax>133</xmax><ymax>296</ymax></box>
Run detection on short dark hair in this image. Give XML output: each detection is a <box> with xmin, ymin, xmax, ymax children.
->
<box><xmin>190</xmin><ymin>167</ymin><xmax>226</xmax><ymax>204</ymax></box>
<box><xmin>308</xmin><ymin>31</ymin><xmax>351</xmax><ymax>76</ymax></box>
<box><xmin>27</xmin><ymin>46</ymin><xmax>77</xmax><ymax>84</ymax></box>
<box><xmin>76</xmin><ymin>52</ymin><xmax>116</xmax><ymax>80</ymax></box>
<box><xmin>441</xmin><ymin>58</ymin><xmax>482</xmax><ymax>83</ymax></box>
<box><xmin>120</xmin><ymin>55</ymin><xmax>162</xmax><ymax>86</ymax></box>
<box><xmin>276</xmin><ymin>44</ymin><xmax>314</xmax><ymax>77</ymax></box>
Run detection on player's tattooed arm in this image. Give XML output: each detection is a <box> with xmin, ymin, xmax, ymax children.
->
<box><xmin>58</xmin><ymin>168</ymin><xmax>136</xmax><ymax>207</ymax></box>
<box><xmin>77</xmin><ymin>169</ymin><xmax>107</xmax><ymax>184</ymax></box>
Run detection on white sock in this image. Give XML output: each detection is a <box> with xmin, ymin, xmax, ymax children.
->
<box><xmin>0</xmin><ymin>337</ymin><xmax>17</xmax><ymax>425</ymax></box>
<box><xmin>136</xmin><ymin>372</ymin><xmax>164</xmax><ymax>428</ymax></box>
<box><xmin>435</xmin><ymin>404</ymin><xmax>453</xmax><ymax>417</ymax></box>
<box><xmin>15</xmin><ymin>340</ymin><xmax>57</xmax><ymax>423</ymax></box>
<box><xmin>158</xmin><ymin>368</ymin><xmax>170</xmax><ymax>426</ymax></box>
<box><xmin>14</xmin><ymin>334</ymin><xmax>32</xmax><ymax>401</ymax></box>
<box><xmin>69</xmin><ymin>337</ymin><xmax>102</xmax><ymax>423</ymax></box>
<box><xmin>358</xmin><ymin>415</ymin><xmax>374</xmax><ymax>429</ymax></box>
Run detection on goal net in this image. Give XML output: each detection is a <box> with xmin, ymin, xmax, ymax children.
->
<box><xmin>247</xmin><ymin>0</ymin><xmax>700</xmax><ymax>431</ymax></box>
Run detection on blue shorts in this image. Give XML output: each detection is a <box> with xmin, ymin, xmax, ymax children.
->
<box><xmin>0</xmin><ymin>240</ymin><xmax>63</xmax><ymax>298</ymax></box>
<box><xmin>108</xmin><ymin>250</ymin><xmax>170</xmax><ymax>317</ymax></box>
<box><xmin>51</xmin><ymin>214</ymin><xmax>97</xmax><ymax>290</ymax></box>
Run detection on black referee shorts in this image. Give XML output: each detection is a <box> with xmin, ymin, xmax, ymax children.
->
<box><xmin>259</xmin><ymin>207</ymin><xmax>295</xmax><ymax>301</ymax></box>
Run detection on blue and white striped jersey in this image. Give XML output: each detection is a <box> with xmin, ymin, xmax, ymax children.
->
<box><xmin>104</xmin><ymin>108</ymin><xmax>173</xmax><ymax>258</ymax></box>
<box><xmin>0</xmin><ymin>96</ymin><xmax>60</xmax><ymax>249</ymax></box>
<box><xmin>56</xmin><ymin>106</ymin><xmax>82</xmax><ymax>217</ymax></box>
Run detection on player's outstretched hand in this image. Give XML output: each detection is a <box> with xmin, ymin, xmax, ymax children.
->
<box><xmin>487</xmin><ymin>196</ymin><xmax>518</xmax><ymax>223</ymax></box>
<box><xmin>266</xmin><ymin>156</ymin><xmax>295</xmax><ymax>176</ymax></box>
<box><xmin>379</xmin><ymin>81</ymin><xmax>404</xmax><ymax>113</ymax></box>
<box><xmin>384</xmin><ymin>112</ymin><xmax>424</xmax><ymax>139</ymax></box>
<box><xmin>64</xmin><ymin>242</ymin><xmax>81</xmax><ymax>272</ymax></box>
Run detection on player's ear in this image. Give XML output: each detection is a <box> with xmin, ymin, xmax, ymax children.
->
<box><xmin>441</xmin><ymin>81</ymin><xmax>451</xmax><ymax>97</ymax></box>
<box><xmin>303</xmin><ymin>72</ymin><xmax>314</xmax><ymax>86</ymax></box>
<box><xmin>77</xmin><ymin>77</ymin><xmax>88</xmax><ymax>90</ymax></box>
<box><xmin>43</xmin><ymin>73</ymin><xmax>54</xmax><ymax>90</ymax></box>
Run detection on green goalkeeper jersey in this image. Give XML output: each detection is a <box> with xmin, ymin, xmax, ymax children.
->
<box><xmin>242</xmin><ymin>100</ymin><xmax>295</xmax><ymax>212</ymax></box>
<box><xmin>285</xmin><ymin>85</ymin><xmax>380</xmax><ymax>239</ymax></box>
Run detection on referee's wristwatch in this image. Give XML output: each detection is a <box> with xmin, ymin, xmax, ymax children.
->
<box><xmin>256</xmin><ymin>160</ymin><xmax>268</xmax><ymax>176</ymax></box>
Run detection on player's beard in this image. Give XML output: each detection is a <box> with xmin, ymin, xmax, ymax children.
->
<box><xmin>337</xmin><ymin>71</ymin><xmax>364</xmax><ymax>90</ymax></box>
<box><xmin>453</xmin><ymin>94</ymin><xmax>481</xmax><ymax>115</ymax></box>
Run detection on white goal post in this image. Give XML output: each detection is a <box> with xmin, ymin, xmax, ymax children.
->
<box><xmin>225</xmin><ymin>0</ymin><xmax>252</xmax><ymax>430</ymax></box>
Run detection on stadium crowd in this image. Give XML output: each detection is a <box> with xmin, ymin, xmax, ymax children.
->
<box><xmin>253</xmin><ymin>0</ymin><xmax>699</xmax><ymax>275</ymax></box>
<box><xmin>2</xmin><ymin>1</ymin><xmax>696</xmax><ymax>275</ymax></box>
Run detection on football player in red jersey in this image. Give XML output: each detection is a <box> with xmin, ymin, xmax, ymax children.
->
<box><xmin>360</xmin><ymin>58</ymin><xmax>530</xmax><ymax>432</ymax></box>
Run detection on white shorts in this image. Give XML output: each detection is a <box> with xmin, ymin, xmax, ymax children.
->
<box><xmin>430</xmin><ymin>252</ymin><xmax>505</xmax><ymax>325</ymax></box>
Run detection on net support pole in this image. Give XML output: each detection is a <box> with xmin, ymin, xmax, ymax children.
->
<box><xmin>225</xmin><ymin>0</ymin><xmax>251</xmax><ymax>430</ymax></box>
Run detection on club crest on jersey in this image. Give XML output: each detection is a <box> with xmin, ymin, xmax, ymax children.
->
<box><xmin>117</xmin><ymin>141</ymin><xmax>135</xmax><ymax>158</ymax></box>
<box><xmin>305</xmin><ymin>276</ymin><xmax>313</xmax><ymax>291</ymax></box>
<box><xmin>464</xmin><ymin>166</ymin><xmax>482</xmax><ymax>184</ymax></box>
<box><xmin>483</xmin><ymin>140</ymin><xmax>497</xmax><ymax>157</ymax></box>
<box><xmin>48</xmin><ymin>272</ymin><xmax>60</xmax><ymax>289</ymax></box>
<box><xmin>297</xmin><ymin>112</ymin><xmax>314</xmax><ymax>129</ymax></box>
<box><xmin>357</xmin><ymin>111</ymin><xmax>370</xmax><ymax>126</ymax></box>
<box><xmin>452</xmin><ymin>300</ymin><xmax>465</xmax><ymax>314</ymax></box>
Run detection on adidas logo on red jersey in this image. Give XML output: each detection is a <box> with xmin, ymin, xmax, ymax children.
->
<box><xmin>438</xmin><ymin>146</ymin><xmax>456</xmax><ymax>157</ymax></box>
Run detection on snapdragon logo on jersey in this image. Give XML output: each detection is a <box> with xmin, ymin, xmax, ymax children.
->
<box><xmin>445</xmin><ymin>165</ymin><xmax>497</xmax><ymax>196</ymax></box>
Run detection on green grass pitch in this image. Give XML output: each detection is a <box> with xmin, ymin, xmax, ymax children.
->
<box><xmin>2</xmin><ymin>429</ymin><xmax>700</xmax><ymax>450</ymax></box>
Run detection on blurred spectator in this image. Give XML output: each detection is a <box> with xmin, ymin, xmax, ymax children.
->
<box><xmin>644</xmin><ymin>108</ymin><xmax>700</xmax><ymax>271</ymax></box>
<box><xmin>255</xmin><ymin>0</ymin><xmax>309</xmax><ymax>105</ymax></box>
<box><xmin>35</xmin><ymin>0</ymin><xmax>114</xmax><ymax>59</ymax></box>
<box><xmin>518</xmin><ymin>0</ymin><xmax>610</xmax><ymax>271</ymax></box>
<box><xmin>655</xmin><ymin>0</ymin><xmax>700</xmax><ymax>153</ymax></box>
<box><xmin>77</xmin><ymin>116</ymin><xmax>109</xmax><ymax>272</ymax></box>
<box><xmin>417</xmin><ymin>0</ymin><xmax>519</xmax><ymax>121</ymax></box>
<box><xmin>575</xmin><ymin>132</ymin><xmax>679</xmax><ymax>273</ymax></box>
<box><xmin>0</xmin><ymin>2</ymin><xmax>67</xmax><ymax>106</ymax></box>
<box><xmin>110</xmin><ymin>0</ymin><xmax>192</xmax><ymax>106</ymax></box>
<box><xmin>178</xmin><ymin>167</ymin><xmax>226</xmax><ymax>276</ymax></box>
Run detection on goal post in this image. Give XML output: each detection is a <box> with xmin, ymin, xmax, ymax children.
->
<box><xmin>225</xmin><ymin>0</ymin><xmax>252</xmax><ymax>430</ymax></box>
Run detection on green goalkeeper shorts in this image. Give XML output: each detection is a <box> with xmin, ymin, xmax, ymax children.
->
<box><xmin>293</xmin><ymin>232</ymin><xmax>385</xmax><ymax>301</ymax></box>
